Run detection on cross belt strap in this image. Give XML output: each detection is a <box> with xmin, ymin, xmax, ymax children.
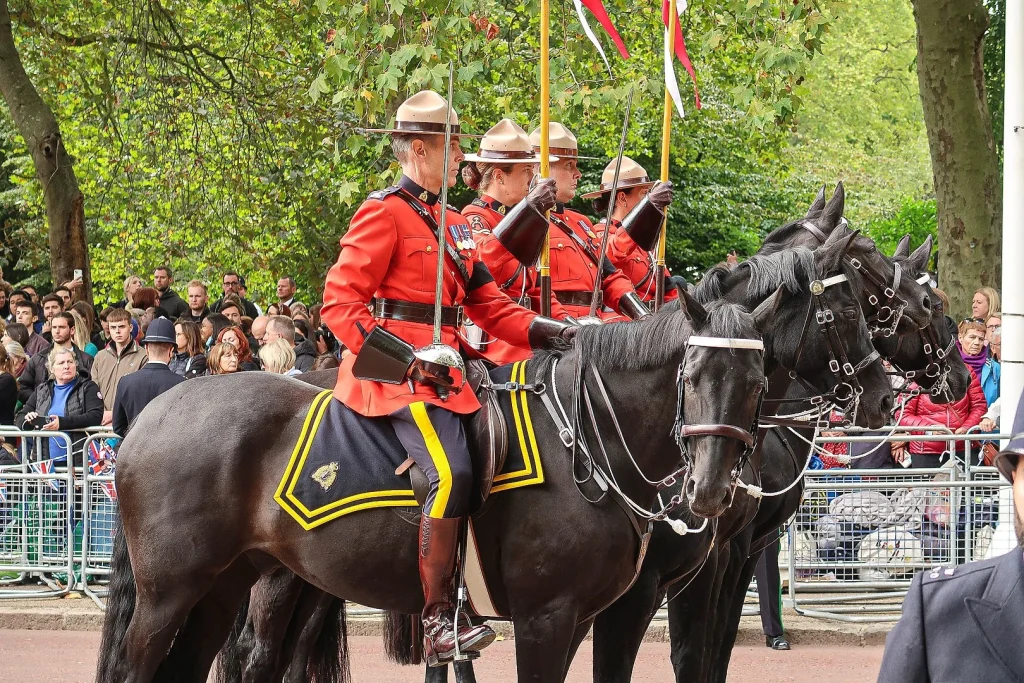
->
<box><xmin>391</xmin><ymin>190</ymin><xmax>473</xmax><ymax>286</ymax></box>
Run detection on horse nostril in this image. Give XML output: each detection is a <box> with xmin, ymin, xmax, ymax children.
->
<box><xmin>685</xmin><ymin>477</ymin><xmax>697</xmax><ymax>500</ymax></box>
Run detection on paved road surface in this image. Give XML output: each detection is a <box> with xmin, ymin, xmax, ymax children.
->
<box><xmin>0</xmin><ymin>630</ymin><xmax>884</xmax><ymax>682</ymax></box>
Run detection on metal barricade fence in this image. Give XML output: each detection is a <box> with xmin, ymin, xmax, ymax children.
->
<box><xmin>79</xmin><ymin>432</ymin><xmax>120</xmax><ymax>609</ymax></box>
<box><xmin>781</xmin><ymin>429</ymin><xmax>1014</xmax><ymax>622</ymax></box>
<box><xmin>0</xmin><ymin>429</ymin><xmax>76</xmax><ymax>598</ymax></box>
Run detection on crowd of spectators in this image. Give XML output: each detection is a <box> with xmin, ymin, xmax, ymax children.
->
<box><xmin>0</xmin><ymin>267</ymin><xmax>341</xmax><ymax>439</ymax></box>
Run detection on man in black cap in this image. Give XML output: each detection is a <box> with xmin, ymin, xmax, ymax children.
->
<box><xmin>111</xmin><ymin>317</ymin><xmax>185</xmax><ymax>437</ymax></box>
<box><xmin>878</xmin><ymin>395</ymin><xmax>1024</xmax><ymax>682</ymax></box>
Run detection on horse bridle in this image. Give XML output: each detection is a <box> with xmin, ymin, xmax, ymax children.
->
<box><xmin>796</xmin><ymin>219</ymin><xmax>907</xmax><ymax>338</ymax></box>
<box><xmin>535</xmin><ymin>332</ymin><xmax>766</xmax><ymax>526</ymax></box>
<box><xmin>760</xmin><ymin>272</ymin><xmax>882</xmax><ymax>430</ymax></box>
<box><xmin>659</xmin><ymin>335</ymin><xmax>766</xmax><ymax>516</ymax></box>
<box><xmin>886</xmin><ymin>273</ymin><xmax>956</xmax><ymax>398</ymax></box>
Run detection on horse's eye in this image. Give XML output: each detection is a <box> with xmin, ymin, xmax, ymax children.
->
<box><xmin>683</xmin><ymin>374</ymin><xmax>692</xmax><ymax>385</ymax></box>
<box><xmin>843</xmin><ymin>308</ymin><xmax>858</xmax><ymax>320</ymax></box>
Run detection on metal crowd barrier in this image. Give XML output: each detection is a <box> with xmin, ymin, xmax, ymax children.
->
<box><xmin>0</xmin><ymin>429</ymin><xmax>77</xmax><ymax>598</ymax></box>
<box><xmin>780</xmin><ymin>429</ymin><xmax>1015</xmax><ymax>622</ymax></box>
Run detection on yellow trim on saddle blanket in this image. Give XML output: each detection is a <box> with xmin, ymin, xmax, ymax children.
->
<box><xmin>491</xmin><ymin>361</ymin><xmax>544</xmax><ymax>492</ymax></box>
<box><xmin>273</xmin><ymin>360</ymin><xmax>545</xmax><ymax>531</ymax></box>
<box><xmin>274</xmin><ymin>390</ymin><xmax>419</xmax><ymax>531</ymax></box>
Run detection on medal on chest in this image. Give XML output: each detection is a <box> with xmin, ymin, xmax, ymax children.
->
<box><xmin>448</xmin><ymin>223</ymin><xmax>476</xmax><ymax>252</ymax></box>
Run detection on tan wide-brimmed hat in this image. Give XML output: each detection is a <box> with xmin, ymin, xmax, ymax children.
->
<box><xmin>581</xmin><ymin>156</ymin><xmax>657</xmax><ymax>199</ymax></box>
<box><xmin>358</xmin><ymin>90</ymin><xmax>480</xmax><ymax>137</ymax></box>
<box><xmin>464</xmin><ymin>119</ymin><xmax>557</xmax><ymax>164</ymax></box>
<box><xmin>529</xmin><ymin>122</ymin><xmax>597</xmax><ymax>160</ymax></box>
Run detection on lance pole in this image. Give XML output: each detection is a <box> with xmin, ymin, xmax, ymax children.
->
<box><xmin>538</xmin><ymin>0</ymin><xmax>553</xmax><ymax>317</ymax></box>
<box><xmin>654</xmin><ymin>0</ymin><xmax>677</xmax><ymax>311</ymax></box>
<box><xmin>588</xmin><ymin>86</ymin><xmax>635</xmax><ymax>317</ymax></box>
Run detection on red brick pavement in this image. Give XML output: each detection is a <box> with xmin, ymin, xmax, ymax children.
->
<box><xmin>0</xmin><ymin>630</ymin><xmax>884</xmax><ymax>682</ymax></box>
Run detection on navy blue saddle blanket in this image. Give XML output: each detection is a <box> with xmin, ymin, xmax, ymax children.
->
<box><xmin>275</xmin><ymin>361</ymin><xmax>544</xmax><ymax>530</ymax></box>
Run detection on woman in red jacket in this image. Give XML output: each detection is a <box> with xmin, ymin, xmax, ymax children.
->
<box><xmin>897</xmin><ymin>369</ymin><xmax>987</xmax><ymax>468</ymax></box>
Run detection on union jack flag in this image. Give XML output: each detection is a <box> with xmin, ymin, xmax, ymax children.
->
<box><xmin>87</xmin><ymin>439</ymin><xmax>118</xmax><ymax>501</ymax></box>
<box><xmin>31</xmin><ymin>459</ymin><xmax>60</xmax><ymax>493</ymax></box>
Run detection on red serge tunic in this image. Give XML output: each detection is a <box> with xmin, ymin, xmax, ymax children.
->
<box><xmin>549</xmin><ymin>208</ymin><xmax>636</xmax><ymax>321</ymax></box>
<box><xmin>463</xmin><ymin>196</ymin><xmax>568</xmax><ymax>364</ymax></box>
<box><xmin>321</xmin><ymin>178</ymin><xmax>538</xmax><ymax>417</ymax></box>
<box><xmin>594</xmin><ymin>218</ymin><xmax>678</xmax><ymax>304</ymax></box>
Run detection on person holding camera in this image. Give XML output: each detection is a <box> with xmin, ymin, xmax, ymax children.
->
<box><xmin>16</xmin><ymin>346</ymin><xmax>103</xmax><ymax>462</ymax></box>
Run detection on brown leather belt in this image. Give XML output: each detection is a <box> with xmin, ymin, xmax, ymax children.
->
<box><xmin>555</xmin><ymin>291</ymin><xmax>603</xmax><ymax>308</ymax></box>
<box><xmin>372</xmin><ymin>298</ymin><xmax>463</xmax><ymax>327</ymax></box>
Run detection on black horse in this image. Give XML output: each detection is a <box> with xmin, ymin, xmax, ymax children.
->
<box><xmin>212</xmin><ymin>230</ymin><xmax>897</xmax><ymax>683</ymax></box>
<box><xmin>96</xmin><ymin>290</ymin><xmax>779</xmax><ymax>683</ymax></box>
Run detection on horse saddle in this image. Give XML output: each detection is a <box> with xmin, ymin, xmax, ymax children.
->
<box><xmin>397</xmin><ymin>359</ymin><xmax>510</xmax><ymax>507</ymax></box>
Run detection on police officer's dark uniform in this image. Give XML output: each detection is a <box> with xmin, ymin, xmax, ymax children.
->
<box><xmin>878</xmin><ymin>397</ymin><xmax>1024</xmax><ymax>682</ymax></box>
<box><xmin>320</xmin><ymin>90</ymin><xmax>574</xmax><ymax>665</ymax></box>
<box><xmin>111</xmin><ymin>318</ymin><xmax>185</xmax><ymax>436</ymax></box>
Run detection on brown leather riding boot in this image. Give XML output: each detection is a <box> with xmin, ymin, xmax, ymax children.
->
<box><xmin>419</xmin><ymin>515</ymin><xmax>496</xmax><ymax>666</ymax></box>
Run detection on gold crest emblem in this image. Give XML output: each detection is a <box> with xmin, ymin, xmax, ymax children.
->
<box><xmin>311</xmin><ymin>462</ymin><xmax>339</xmax><ymax>491</ymax></box>
<box><xmin>419</xmin><ymin>191</ymin><xmax>429</xmax><ymax>201</ymax></box>
<box><xmin>809</xmin><ymin>280</ymin><xmax>825</xmax><ymax>296</ymax></box>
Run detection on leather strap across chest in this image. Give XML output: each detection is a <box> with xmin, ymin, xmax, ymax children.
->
<box><xmin>550</xmin><ymin>214</ymin><xmax>603</xmax><ymax>268</ymax></box>
<box><xmin>392</xmin><ymin>190</ymin><xmax>472</xmax><ymax>286</ymax></box>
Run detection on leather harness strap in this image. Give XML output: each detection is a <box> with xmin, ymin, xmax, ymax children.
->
<box><xmin>391</xmin><ymin>190</ymin><xmax>473</xmax><ymax>286</ymax></box>
<box><xmin>678</xmin><ymin>424</ymin><xmax>756</xmax><ymax>447</ymax></box>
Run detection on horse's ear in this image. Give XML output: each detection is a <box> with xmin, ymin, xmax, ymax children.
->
<box><xmin>817</xmin><ymin>226</ymin><xmax>859</xmax><ymax>274</ymax></box>
<box><xmin>905</xmin><ymin>234</ymin><xmax>933</xmax><ymax>275</ymax></box>
<box><xmin>893</xmin><ymin>234</ymin><xmax>911</xmax><ymax>260</ymax></box>
<box><xmin>752</xmin><ymin>288</ymin><xmax>784</xmax><ymax>335</ymax></box>
<box><xmin>818</xmin><ymin>181</ymin><xmax>846</xmax><ymax>231</ymax></box>
<box><xmin>805</xmin><ymin>184</ymin><xmax>827</xmax><ymax>218</ymax></box>
<box><xmin>679</xmin><ymin>288</ymin><xmax>709</xmax><ymax>330</ymax></box>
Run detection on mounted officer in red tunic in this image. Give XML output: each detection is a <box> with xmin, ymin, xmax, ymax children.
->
<box><xmin>320</xmin><ymin>90</ymin><xmax>575</xmax><ymax>665</ymax></box>
<box><xmin>527</xmin><ymin>123</ymin><xmax>651</xmax><ymax>322</ymax></box>
<box><xmin>582</xmin><ymin>155</ymin><xmax>678</xmax><ymax>305</ymax></box>
<box><xmin>461</xmin><ymin>118</ymin><xmax>569</xmax><ymax>363</ymax></box>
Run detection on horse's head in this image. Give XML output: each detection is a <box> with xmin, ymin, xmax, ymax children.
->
<box><xmin>804</xmin><ymin>183</ymin><xmax>933</xmax><ymax>335</ymax></box>
<box><xmin>676</xmin><ymin>288</ymin><xmax>771</xmax><ymax>519</ymax></box>
<box><xmin>765</xmin><ymin>228</ymin><xmax>894</xmax><ymax>429</ymax></box>
<box><xmin>876</xmin><ymin>236</ymin><xmax>971</xmax><ymax>403</ymax></box>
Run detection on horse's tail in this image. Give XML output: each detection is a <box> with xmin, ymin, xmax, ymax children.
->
<box><xmin>305</xmin><ymin>598</ymin><xmax>350</xmax><ymax>683</ymax></box>
<box><xmin>213</xmin><ymin>589</ymin><xmax>251</xmax><ymax>683</ymax></box>
<box><xmin>382</xmin><ymin>610</ymin><xmax>422</xmax><ymax>665</ymax></box>
<box><xmin>94</xmin><ymin>520</ymin><xmax>136</xmax><ymax>683</ymax></box>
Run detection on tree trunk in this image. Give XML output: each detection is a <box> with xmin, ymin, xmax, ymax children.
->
<box><xmin>0</xmin><ymin>0</ymin><xmax>91</xmax><ymax>302</ymax></box>
<box><xmin>911</xmin><ymin>0</ymin><xmax>1001</xmax><ymax>317</ymax></box>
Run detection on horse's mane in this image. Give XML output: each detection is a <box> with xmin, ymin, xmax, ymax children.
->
<box><xmin>552</xmin><ymin>299</ymin><xmax>757</xmax><ymax>372</ymax></box>
<box><xmin>693</xmin><ymin>246</ymin><xmax>817</xmax><ymax>304</ymax></box>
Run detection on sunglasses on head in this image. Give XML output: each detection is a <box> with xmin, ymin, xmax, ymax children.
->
<box><xmin>962</xmin><ymin>317</ymin><xmax>986</xmax><ymax>325</ymax></box>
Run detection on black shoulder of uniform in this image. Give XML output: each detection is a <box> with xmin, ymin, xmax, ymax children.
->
<box><xmin>367</xmin><ymin>186</ymin><xmax>401</xmax><ymax>201</ymax></box>
<box><xmin>920</xmin><ymin>554</ymin><xmax>1002</xmax><ymax>586</ymax></box>
<box><xmin>470</xmin><ymin>197</ymin><xmax>488</xmax><ymax>209</ymax></box>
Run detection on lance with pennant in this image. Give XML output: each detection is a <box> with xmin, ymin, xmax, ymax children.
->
<box><xmin>538</xmin><ymin>0</ymin><xmax>553</xmax><ymax>317</ymax></box>
<box><xmin>654</xmin><ymin>0</ymin><xmax>678</xmax><ymax>311</ymax></box>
